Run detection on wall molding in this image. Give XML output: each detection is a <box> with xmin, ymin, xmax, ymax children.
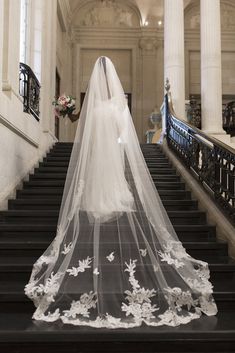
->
<box><xmin>74</xmin><ymin>43</ymin><xmax>139</xmax><ymax>135</ymax></box>
<box><xmin>0</xmin><ymin>113</ymin><xmax>39</xmax><ymax>148</ymax></box>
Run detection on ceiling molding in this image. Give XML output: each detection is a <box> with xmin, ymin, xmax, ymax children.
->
<box><xmin>70</xmin><ymin>0</ymin><xmax>142</xmax><ymax>26</ymax></box>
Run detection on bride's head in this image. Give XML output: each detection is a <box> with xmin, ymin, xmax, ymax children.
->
<box><xmin>89</xmin><ymin>56</ymin><xmax>126</xmax><ymax>107</ymax></box>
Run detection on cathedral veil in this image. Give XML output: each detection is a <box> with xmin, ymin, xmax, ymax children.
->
<box><xmin>25</xmin><ymin>56</ymin><xmax>217</xmax><ymax>328</ymax></box>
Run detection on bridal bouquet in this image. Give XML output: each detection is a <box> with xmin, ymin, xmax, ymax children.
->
<box><xmin>53</xmin><ymin>94</ymin><xmax>76</xmax><ymax>118</ymax></box>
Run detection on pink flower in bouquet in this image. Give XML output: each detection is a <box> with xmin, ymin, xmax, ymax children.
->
<box><xmin>53</xmin><ymin>94</ymin><xmax>76</xmax><ymax>118</ymax></box>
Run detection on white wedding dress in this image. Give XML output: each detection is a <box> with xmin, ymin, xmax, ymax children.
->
<box><xmin>25</xmin><ymin>56</ymin><xmax>217</xmax><ymax>328</ymax></box>
<box><xmin>82</xmin><ymin>98</ymin><xmax>135</xmax><ymax>222</ymax></box>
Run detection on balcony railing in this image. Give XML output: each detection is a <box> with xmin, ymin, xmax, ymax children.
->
<box><xmin>164</xmin><ymin>82</ymin><xmax>235</xmax><ymax>224</ymax></box>
<box><xmin>19</xmin><ymin>63</ymin><xmax>40</xmax><ymax>121</ymax></box>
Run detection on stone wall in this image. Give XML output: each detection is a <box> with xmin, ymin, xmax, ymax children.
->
<box><xmin>57</xmin><ymin>0</ymin><xmax>235</xmax><ymax>142</ymax></box>
<box><xmin>0</xmin><ymin>0</ymin><xmax>57</xmax><ymax>209</ymax></box>
<box><xmin>68</xmin><ymin>0</ymin><xmax>164</xmax><ymax>142</ymax></box>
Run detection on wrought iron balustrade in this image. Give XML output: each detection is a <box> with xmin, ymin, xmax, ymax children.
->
<box><xmin>164</xmin><ymin>85</ymin><xmax>235</xmax><ymax>223</ymax></box>
<box><xmin>186</xmin><ymin>97</ymin><xmax>201</xmax><ymax>129</ymax></box>
<box><xmin>223</xmin><ymin>101</ymin><xmax>235</xmax><ymax>136</ymax></box>
<box><xmin>19</xmin><ymin>62</ymin><xmax>40</xmax><ymax>121</ymax></box>
<box><xmin>187</xmin><ymin>96</ymin><xmax>235</xmax><ymax>136</ymax></box>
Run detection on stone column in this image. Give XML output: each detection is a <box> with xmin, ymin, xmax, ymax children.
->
<box><xmin>139</xmin><ymin>37</ymin><xmax>159</xmax><ymax>142</ymax></box>
<box><xmin>164</xmin><ymin>0</ymin><xmax>186</xmax><ymax>120</ymax></box>
<box><xmin>200</xmin><ymin>0</ymin><xmax>224</xmax><ymax>135</ymax></box>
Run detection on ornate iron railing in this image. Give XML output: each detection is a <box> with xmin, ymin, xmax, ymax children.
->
<box><xmin>19</xmin><ymin>63</ymin><xmax>40</xmax><ymax>121</ymax></box>
<box><xmin>186</xmin><ymin>97</ymin><xmax>201</xmax><ymax>129</ymax></box>
<box><xmin>223</xmin><ymin>101</ymin><xmax>235</xmax><ymax>136</ymax></box>
<box><xmin>187</xmin><ymin>96</ymin><xmax>235</xmax><ymax>136</ymax></box>
<box><xmin>164</xmin><ymin>82</ymin><xmax>235</xmax><ymax>223</ymax></box>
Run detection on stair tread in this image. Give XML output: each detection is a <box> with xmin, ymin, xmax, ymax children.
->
<box><xmin>0</xmin><ymin>286</ymin><xmax>233</xmax><ymax>297</ymax></box>
<box><xmin>10</xmin><ymin>198</ymin><xmax>197</xmax><ymax>204</ymax></box>
<box><xmin>0</xmin><ymin>223</ymin><xmax>216</xmax><ymax>230</ymax></box>
<box><xmin>17</xmin><ymin>188</ymin><xmax>190</xmax><ymax>194</ymax></box>
<box><xmin>23</xmin><ymin>181</ymin><xmax>185</xmax><ymax>187</ymax></box>
<box><xmin>0</xmin><ymin>271</ymin><xmax>234</xmax><ymax>287</ymax></box>
<box><xmin>29</xmin><ymin>173</ymin><xmax>180</xmax><ymax>179</ymax></box>
<box><xmin>0</xmin><ymin>310</ymin><xmax>235</xmax><ymax>343</ymax></box>
<box><xmin>0</xmin><ymin>237</ymin><xmax>226</xmax><ymax>248</ymax></box>
<box><xmin>0</xmin><ymin>210</ymin><xmax>204</xmax><ymax>217</ymax></box>
<box><xmin>0</xmin><ymin>252</ymin><xmax>235</xmax><ymax>271</ymax></box>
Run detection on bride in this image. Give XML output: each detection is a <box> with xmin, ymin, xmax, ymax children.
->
<box><xmin>25</xmin><ymin>56</ymin><xmax>217</xmax><ymax>328</ymax></box>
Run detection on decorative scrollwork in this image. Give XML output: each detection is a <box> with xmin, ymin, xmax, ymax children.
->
<box><xmin>223</xmin><ymin>101</ymin><xmax>235</xmax><ymax>137</ymax></box>
<box><xmin>19</xmin><ymin>63</ymin><xmax>40</xmax><ymax>121</ymax></box>
<box><xmin>187</xmin><ymin>97</ymin><xmax>235</xmax><ymax>136</ymax></box>
<box><xmin>187</xmin><ymin>97</ymin><xmax>201</xmax><ymax>129</ymax></box>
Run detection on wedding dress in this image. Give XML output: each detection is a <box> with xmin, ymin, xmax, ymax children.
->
<box><xmin>25</xmin><ymin>56</ymin><xmax>217</xmax><ymax>328</ymax></box>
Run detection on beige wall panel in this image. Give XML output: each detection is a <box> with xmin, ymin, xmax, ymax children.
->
<box><xmin>80</xmin><ymin>49</ymin><xmax>132</xmax><ymax>93</ymax></box>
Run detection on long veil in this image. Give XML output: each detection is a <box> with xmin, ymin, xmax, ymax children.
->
<box><xmin>25</xmin><ymin>57</ymin><xmax>217</xmax><ymax>328</ymax></box>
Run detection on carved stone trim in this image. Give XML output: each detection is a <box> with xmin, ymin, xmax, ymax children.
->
<box><xmin>139</xmin><ymin>37</ymin><xmax>159</xmax><ymax>54</ymax></box>
<box><xmin>73</xmin><ymin>0</ymin><xmax>140</xmax><ymax>28</ymax></box>
<box><xmin>185</xmin><ymin>1</ymin><xmax>235</xmax><ymax>30</ymax></box>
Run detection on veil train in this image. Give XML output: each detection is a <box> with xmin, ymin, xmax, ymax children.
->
<box><xmin>25</xmin><ymin>56</ymin><xmax>217</xmax><ymax>328</ymax></box>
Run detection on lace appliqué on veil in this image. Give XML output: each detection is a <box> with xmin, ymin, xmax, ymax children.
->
<box><xmin>121</xmin><ymin>260</ymin><xmax>159</xmax><ymax>321</ymax></box>
<box><xmin>26</xmin><ymin>255</ymin><xmax>217</xmax><ymax>328</ymax></box>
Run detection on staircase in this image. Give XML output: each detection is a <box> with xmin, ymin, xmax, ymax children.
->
<box><xmin>0</xmin><ymin>142</ymin><xmax>234</xmax><ymax>353</ymax></box>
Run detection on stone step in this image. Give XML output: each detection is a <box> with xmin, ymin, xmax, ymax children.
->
<box><xmin>0</xmin><ymin>286</ymin><xmax>233</xmax><ymax>314</ymax></box>
<box><xmin>29</xmin><ymin>172</ymin><xmax>182</xmax><ymax>182</ymax></box>
<box><xmin>0</xmin><ymin>237</ymin><xmax>228</xmax><ymax>259</ymax></box>
<box><xmin>46</xmin><ymin>152</ymin><xmax>72</xmax><ymax>158</ymax></box>
<box><xmin>23</xmin><ymin>179</ymin><xmax>186</xmax><ymax>190</ymax></box>
<box><xmin>0</xmin><ymin>223</ymin><xmax>217</xmax><ymax>241</ymax></box>
<box><xmin>0</xmin><ymin>209</ymin><xmax>206</xmax><ymax>225</ymax></box>
<box><xmin>0</xmin><ymin>311</ymin><xmax>235</xmax><ymax>353</ymax></box>
<box><xmin>0</xmin><ymin>258</ymin><xmax>234</xmax><ymax>283</ymax></box>
<box><xmin>39</xmin><ymin>161</ymin><xmax>70</xmax><ymax>167</ymax></box>
<box><xmin>16</xmin><ymin>188</ymin><xmax>192</xmax><ymax>200</ymax></box>
<box><xmin>8</xmin><ymin>198</ymin><xmax>199</xmax><ymax>211</ymax></box>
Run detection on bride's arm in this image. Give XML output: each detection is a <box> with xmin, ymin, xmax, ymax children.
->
<box><xmin>115</xmin><ymin>105</ymin><xmax>130</xmax><ymax>143</ymax></box>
